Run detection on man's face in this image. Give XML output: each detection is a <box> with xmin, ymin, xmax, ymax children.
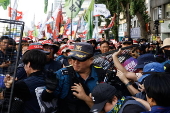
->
<box><xmin>0</xmin><ymin>39</ymin><xmax>9</xmax><ymax>50</ymax></box>
<box><xmin>163</xmin><ymin>46</ymin><xmax>170</xmax><ymax>50</ymax></box>
<box><xmin>71</xmin><ymin>58</ymin><xmax>93</xmax><ymax>73</ymax></box>
<box><xmin>43</xmin><ymin>45</ymin><xmax>54</xmax><ymax>60</ymax></box>
<box><xmin>100</xmin><ymin>43</ymin><xmax>109</xmax><ymax>53</ymax></box>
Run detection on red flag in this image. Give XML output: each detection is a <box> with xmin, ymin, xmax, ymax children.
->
<box><xmin>28</xmin><ymin>30</ymin><xmax>33</xmax><ymax>39</ymax></box>
<box><xmin>53</xmin><ymin>4</ymin><xmax>63</xmax><ymax>40</ymax></box>
<box><xmin>8</xmin><ymin>7</ymin><xmax>23</xmax><ymax>20</ymax></box>
<box><xmin>46</xmin><ymin>24</ymin><xmax>53</xmax><ymax>34</ymax></box>
<box><xmin>63</xmin><ymin>18</ymin><xmax>71</xmax><ymax>36</ymax></box>
<box><xmin>102</xmin><ymin>13</ymin><xmax>116</xmax><ymax>30</ymax></box>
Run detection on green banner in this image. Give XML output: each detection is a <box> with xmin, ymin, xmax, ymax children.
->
<box><xmin>64</xmin><ymin>0</ymin><xmax>84</xmax><ymax>18</ymax></box>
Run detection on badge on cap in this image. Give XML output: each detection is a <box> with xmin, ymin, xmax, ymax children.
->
<box><xmin>125</xmin><ymin>38</ymin><xmax>129</xmax><ymax>41</ymax></box>
<box><xmin>75</xmin><ymin>45</ymin><xmax>82</xmax><ymax>51</ymax></box>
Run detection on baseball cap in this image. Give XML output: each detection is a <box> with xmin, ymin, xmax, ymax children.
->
<box><xmin>138</xmin><ymin>62</ymin><xmax>165</xmax><ymax>83</ymax></box>
<box><xmin>28</xmin><ymin>43</ymin><xmax>50</xmax><ymax>54</ymax></box>
<box><xmin>90</xmin><ymin>83</ymin><xmax>117</xmax><ymax>112</ymax></box>
<box><xmin>122</xmin><ymin>37</ymin><xmax>133</xmax><ymax>44</ymax></box>
<box><xmin>69</xmin><ymin>42</ymin><xmax>94</xmax><ymax>61</ymax></box>
<box><xmin>42</xmin><ymin>40</ymin><xmax>59</xmax><ymax>53</ymax></box>
<box><xmin>135</xmin><ymin>53</ymin><xmax>156</xmax><ymax>69</ymax></box>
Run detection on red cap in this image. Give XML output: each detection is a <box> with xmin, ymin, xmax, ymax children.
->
<box><xmin>42</xmin><ymin>40</ymin><xmax>53</xmax><ymax>45</ymax></box>
<box><xmin>28</xmin><ymin>43</ymin><xmax>43</xmax><ymax>50</ymax></box>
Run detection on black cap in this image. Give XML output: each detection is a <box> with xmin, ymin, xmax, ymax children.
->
<box><xmin>122</xmin><ymin>37</ymin><xmax>133</xmax><ymax>44</ymax></box>
<box><xmin>90</xmin><ymin>83</ymin><xmax>117</xmax><ymax>112</ymax></box>
<box><xmin>69</xmin><ymin>42</ymin><xmax>94</xmax><ymax>61</ymax></box>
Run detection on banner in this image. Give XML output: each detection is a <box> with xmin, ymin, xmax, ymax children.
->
<box><xmin>84</xmin><ymin>0</ymin><xmax>94</xmax><ymax>40</ymax></box>
<box><xmin>64</xmin><ymin>0</ymin><xmax>84</xmax><ymax>18</ymax></box>
<box><xmin>102</xmin><ymin>13</ymin><xmax>116</xmax><ymax>30</ymax></box>
<box><xmin>93</xmin><ymin>4</ymin><xmax>111</xmax><ymax>18</ymax></box>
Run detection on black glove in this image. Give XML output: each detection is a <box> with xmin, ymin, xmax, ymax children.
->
<box><xmin>45</xmin><ymin>70</ymin><xmax>58</xmax><ymax>91</ymax></box>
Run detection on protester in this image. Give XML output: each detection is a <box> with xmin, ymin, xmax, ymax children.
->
<box><xmin>90</xmin><ymin>83</ymin><xmax>148</xmax><ymax>113</ymax></box>
<box><xmin>142</xmin><ymin>73</ymin><xmax>170</xmax><ymax>113</ymax></box>
<box><xmin>42</xmin><ymin>40</ymin><xmax>62</xmax><ymax>72</ymax></box>
<box><xmin>161</xmin><ymin>38</ymin><xmax>170</xmax><ymax>73</ymax></box>
<box><xmin>41</xmin><ymin>42</ymin><xmax>106</xmax><ymax>113</ymax></box>
<box><xmin>4</xmin><ymin>49</ymin><xmax>47</xmax><ymax>113</ymax></box>
<box><xmin>0</xmin><ymin>36</ymin><xmax>11</xmax><ymax>75</ymax></box>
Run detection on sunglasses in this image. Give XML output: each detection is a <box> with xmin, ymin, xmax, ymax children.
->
<box><xmin>71</xmin><ymin>57</ymin><xmax>88</xmax><ymax>62</ymax></box>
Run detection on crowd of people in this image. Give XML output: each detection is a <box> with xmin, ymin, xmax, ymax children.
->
<box><xmin>0</xmin><ymin>35</ymin><xmax>170</xmax><ymax>113</ymax></box>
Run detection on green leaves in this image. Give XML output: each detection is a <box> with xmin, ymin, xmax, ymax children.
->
<box><xmin>44</xmin><ymin>0</ymin><xmax>48</xmax><ymax>14</ymax></box>
<box><xmin>130</xmin><ymin>0</ymin><xmax>151</xmax><ymax>23</ymax></box>
<box><xmin>0</xmin><ymin>0</ymin><xmax>10</xmax><ymax>10</ymax></box>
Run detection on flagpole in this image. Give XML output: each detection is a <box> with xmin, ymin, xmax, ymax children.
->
<box><xmin>51</xmin><ymin>3</ymin><xmax>53</xmax><ymax>40</ymax></box>
<box><xmin>71</xmin><ymin>0</ymin><xmax>73</xmax><ymax>40</ymax></box>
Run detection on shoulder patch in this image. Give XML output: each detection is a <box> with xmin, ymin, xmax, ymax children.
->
<box><xmin>61</xmin><ymin>70</ymin><xmax>69</xmax><ymax>75</ymax></box>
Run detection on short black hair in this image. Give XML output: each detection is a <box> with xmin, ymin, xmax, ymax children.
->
<box><xmin>22</xmin><ymin>49</ymin><xmax>47</xmax><ymax>70</ymax></box>
<box><xmin>0</xmin><ymin>36</ymin><xmax>10</xmax><ymax>42</ymax></box>
<box><xmin>144</xmin><ymin>73</ymin><xmax>170</xmax><ymax>106</ymax></box>
<box><xmin>100</xmin><ymin>41</ymin><xmax>109</xmax><ymax>46</ymax></box>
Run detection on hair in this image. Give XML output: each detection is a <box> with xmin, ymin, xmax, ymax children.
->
<box><xmin>22</xmin><ymin>49</ymin><xmax>47</xmax><ymax>70</ymax></box>
<box><xmin>0</xmin><ymin>36</ymin><xmax>10</xmax><ymax>42</ymax></box>
<box><xmin>144</xmin><ymin>73</ymin><xmax>170</xmax><ymax>106</ymax></box>
<box><xmin>8</xmin><ymin>38</ymin><xmax>16</xmax><ymax>46</ymax></box>
<box><xmin>100</xmin><ymin>41</ymin><xmax>110</xmax><ymax>46</ymax></box>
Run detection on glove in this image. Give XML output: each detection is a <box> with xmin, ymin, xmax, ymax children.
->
<box><xmin>45</xmin><ymin>70</ymin><xmax>58</xmax><ymax>91</ymax></box>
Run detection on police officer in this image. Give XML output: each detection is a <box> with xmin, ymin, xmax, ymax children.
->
<box><xmin>41</xmin><ymin>42</ymin><xmax>106</xmax><ymax>113</ymax></box>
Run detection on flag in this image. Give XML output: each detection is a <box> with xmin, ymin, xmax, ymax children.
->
<box><xmin>102</xmin><ymin>13</ymin><xmax>116</xmax><ymax>30</ymax></box>
<box><xmin>92</xmin><ymin>17</ymin><xmax>99</xmax><ymax>39</ymax></box>
<box><xmin>8</xmin><ymin>7</ymin><xmax>23</xmax><ymax>20</ymax></box>
<box><xmin>0</xmin><ymin>0</ymin><xmax>10</xmax><ymax>10</ymax></box>
<box><xmin>53</xmin><ymin>4</ymin><xmax>63</xmax><ymax>40</ymax></box>
<box><xmin>28</xmin><ymin>30</ymin><xmax>33</xmax><ymax>39</ymax></box>
<box><xmin>64</xmin><ymin>0</ymin><xmax>84</xmax><ymax>18</ymax></box>
<box><xmin>63</xmin><ymin>18</ymin><xmax>71</xmax><ymax>36</ymax></box>
<box><xmin>93</xmin><ymin>4</ymin><xmax>111</xmax><ymax>18</ymax></box>
<box><xmin>84</xmin><ymin>0</ymin><xmax>94</xmax><ymax>40</ymax></box>
<box><xmin>46</xmin><ymin>24</ymin><xmax>53</xmax><ymax>34</ymax></box>
<box><xmin>44</xmin><ymin>0</ymin><xmax>48</xmax><ymax>14</ymax></box>
<box><xmin>77</xmin><ymin>16</ymin><xmax>86</xmax><ymax>33</ymax></box>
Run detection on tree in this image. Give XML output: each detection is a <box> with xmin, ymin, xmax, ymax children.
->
<box><xmin>96</xmin><ymin>0</ymin><xmax>121</xmax><ymax>41</ymax></box>
<box><xmin>130</xmin><ymin>0</ymin><xmax>151</xmax><ymax>39</ymax></box>
<box><xmin>96</xmin><ymin>0</ymin><xmax>150</xmax><ymax>40</ymax></box>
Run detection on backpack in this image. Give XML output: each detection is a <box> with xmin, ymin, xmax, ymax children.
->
<box><xmin>118</xmin><ymin>97</ymin><xmax>146</xmax><ymax>113</ymax></box>
<box><xmin>35</xmin><ymin>86</ymin><xmax>58</xmax><ymax>113</ymax></box>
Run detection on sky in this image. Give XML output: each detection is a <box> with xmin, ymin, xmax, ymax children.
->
<box><xmin>0</xmin><ymin>0</ymin><xmax>52</xmax><ymax>25</ymax></box>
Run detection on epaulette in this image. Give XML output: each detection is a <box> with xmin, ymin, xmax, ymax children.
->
<box><xmin>93</xmin><ymin>65</ymin><xmax>102</xmax><ymax>68</ymax></box>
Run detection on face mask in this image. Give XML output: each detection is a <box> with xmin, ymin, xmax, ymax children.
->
<box><xmin>164</xmin><ymin>50</ymin><xmax>170</xmax><ymax>58</ymax></box>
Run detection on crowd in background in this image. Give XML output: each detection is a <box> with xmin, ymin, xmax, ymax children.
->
<box><xmin>0</xmin><ymin>35</ymin><xmax>170</xmax><ymax>113</ymax></box>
